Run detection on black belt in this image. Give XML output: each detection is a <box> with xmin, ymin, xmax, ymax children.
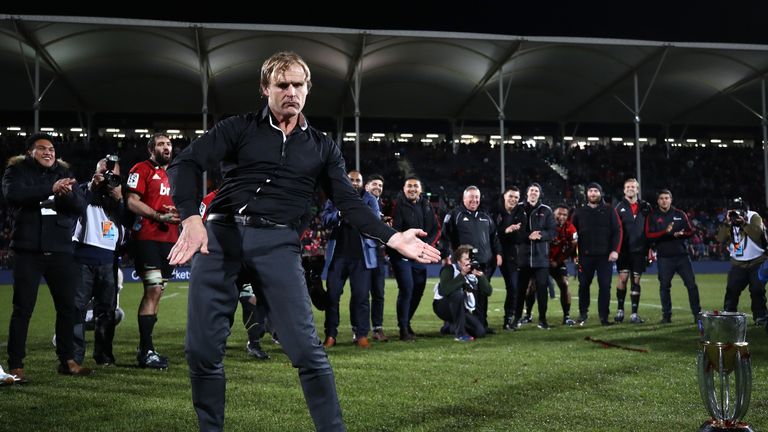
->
<box><xmin>207</xmin><ymin>213</ymin><xmax>288</xmax><ymax>228</ymax></box>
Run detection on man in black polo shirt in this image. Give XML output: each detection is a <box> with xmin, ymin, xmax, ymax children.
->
<box><xmin>168</xmin><ymin>51</ymin><xmax>440</xmax><ymax>432</ymax></box>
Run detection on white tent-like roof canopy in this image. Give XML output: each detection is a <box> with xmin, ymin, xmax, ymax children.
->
<box><xmin>1</xmin><ymin>14</ymin><xmax>768</xmax><ymax>130</ymax></box>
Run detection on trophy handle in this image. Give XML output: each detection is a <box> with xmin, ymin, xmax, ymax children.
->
<box><xmin>732</xmin><ymin>345</ymin><xmax>752</xmax><ymax>422</ymax></box>
<box><xmin>697</xmin><ymin>350</ymin><xmax>721</xmax><ymax>419</ymax></box>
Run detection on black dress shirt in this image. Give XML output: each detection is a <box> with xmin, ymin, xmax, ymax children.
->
<box><xmin>168</xmin><ymin>106</ymin><xmax>396</xmax><ymax>243</ymax></box>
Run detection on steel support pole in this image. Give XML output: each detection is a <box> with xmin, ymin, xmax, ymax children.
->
<box><xmin>498</xmin><ymin>73</ymin><xmax>506</xmax><ymax>194</ymax></box>
<box><xmin>634</xmin><ymin>73</ymin><xmax>642</xmax><ymax>187</ymax></box>
<box><xmin>34</xmin><ymin>52</ymin><xmax>39</xmax><ymax>132</ymax></box>
<box><xmin>762</xmin><ymin>79</ymin><xmax>768</xmax><ymax>209</ymax></box>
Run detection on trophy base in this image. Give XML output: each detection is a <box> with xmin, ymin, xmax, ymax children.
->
<box><xmin>700</xmin><ymin>420</ymin><xmax>754</xmax><ymax>432</ymax></box>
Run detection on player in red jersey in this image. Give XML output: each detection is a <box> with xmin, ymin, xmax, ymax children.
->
<box><xmin>126</xmin><ymin>133</ymin><xmax>180</xmax><ymax>369</ymax></box>
<box><xmin>549</xmin><ymin>205</ymin><xmax>578</xmax><ymax>326</ymax></box>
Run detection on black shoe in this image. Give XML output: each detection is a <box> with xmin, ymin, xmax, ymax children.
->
<box><xmin>600</xmin><ymin>319</ymin><xmax>615</xmax><ymax>326</ymax></box>
<box><xmin>246</xmin><ymin>341</ymin><xmax>270</xmax><ymax>360</ymax></box>
<box><xmin>520</xmin><ymin>315</ymin><xmax>533</xmax><ymax>325</ymax></box>
<box><xmin>399</xmin><ymin>329</ymin><xmax>415</xmax><ymax>341</ymax></box>
<box><xmin>137</xmin><ymin>349</ymin><xmax>169</xmax><ymax>369</ymax></box>
<box><xmin>407</xmin><ymin>325</ymin><xmax>416</xmax><ymax>337</ymax></box>
<box><xmin>93</xmin><ymin>353</ymin><xmax>116</xmax><ymax>366</ymax></box>
<box><xmin>439</xmin><ymin>322</ymin><xmax>451</xmax><ymax>335</ymax></box>
<box><xmin>484</xmin><ymin>327</ymin><xmax>496</xmax><ymax>335</ymax></box>
<box><xmin>537</xmin><ymin>321</ymin><xmax>551</xmax><ymax>330</ymax></box>
<box><xmin>659</xmin><ymin>317</ymin><xmax>672</xmax><ymax>324</ymax></box>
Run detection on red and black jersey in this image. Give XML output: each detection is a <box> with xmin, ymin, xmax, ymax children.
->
<box><xmin>127</xmin><ymin>160</ymin><xmax>179</xmax><ymax>243</ymax></box>
<box><xmin>550</xmin><ymin>221</ymin><xmax>577</xmax><ymax>264</ymax></box>
<box><xmin>200</xmin><ymin>190</ymin><xmax>217</xmax><ymax>221</ymax></box>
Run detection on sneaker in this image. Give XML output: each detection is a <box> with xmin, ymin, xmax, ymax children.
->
<box><xmin>576</xmin><ymin>314</ymin><xmax>588</xmax><ymax>326</ymax></box>
<box><xmin>520</xmin><ymin>315</ymin><xmax>533</xmax><ymax>325</ymax></box>
<box><xmin>615</xmin><ymin>309</ymin><xmax>625</xmax><ymax>323</ymax></box>
<box><xmin>372</xmin><ymin>328</ymin><xmax>389</xmax><ymax>342</ymax></box>
<box><xmin>563</xmin><ymin>317</ymin><xmax>576</xmax><ymax>326</ymax></box>
<box><xmin>537</xmin><ymin>321</ymin><xmax>551</xmax><ymax>330</ymax></box>
<box><xmin>322</xmin><ymin>336</ymin><xmax>336</xmax><ymax>349</ymax></box>
<box><xmin>629</xmin><ymin>313</ymin><xmax>645</xmax><ymax>324</ymax></box>
<box><xmin>454</xmin><ymin>335</ymin><xmax>475</xmax><ymax>342</ymax></box>
<box><xmin>246</xmin><ymin>341</ymin><xmax>270</xmax><ymax>360</ymax></box>
<box><xmin>502</xmin><ymin>317</ymin><xmax>515</xmax><ymax>330</ymax></box>
<box><xmin>137</xmin><ymin>349</ymin><xmax>169</xmax><ymax>369</ymax></box>
<box><xmin>659</xmin><ymin>317</ymin><xmax>672</xmax><ymax>324</ymax></box>
<box><xmin>271</xmin><ymin>334</ymin><xmax>280</xmax><ymax>345</ymax></box>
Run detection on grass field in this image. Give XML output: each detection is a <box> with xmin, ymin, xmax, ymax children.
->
<box><xmin>0</xmin><ymin>273</ymin><xmax>766</xmax><ymax>431</ymax></box>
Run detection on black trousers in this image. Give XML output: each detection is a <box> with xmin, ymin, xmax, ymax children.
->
<box><xmin>515</xmin><ymin>267</ymin><xmax>549</xmax><ymax>322</ymax></box>
<box><xmin>499</xmin><ymin>258</ymin><xmax>519</xmax><ymax>321</ymax></box>
<box><xmin>74</xmin><ymin>261</ymin><xmax>118</xmax><ymax>364</ymax></box>
<box><xmin>723</xmin><ymin>260</ymin><xmax>767</xmax><ymax>321</ymax></box>
<box><xmin>577</xmin><ymin>255</ymin><xmax>613</xmax><ymax>321</ymax></box>
<box><xmin>657</xmin><ymin>255</ymin><xmax>701</xmax><ymax>319</ymax></box>
<box><xmin>186</xmin><ymin>222</ymin><xmax>344</xmax><ymax>432</ymax></box>
<box><xmin>8</xmin><ymin>250</ymin><xmax>78</xmax><ymax>369</ymax></box>
<box><xmin>433</xmin><ymin>290</ymin><xmax>485</xmax><ymax>338</ymax></box>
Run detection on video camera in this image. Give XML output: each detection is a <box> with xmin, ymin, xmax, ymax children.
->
<box><xmin>103</xmin><ymin>155</ymin><xmax>122</xmax><ymax>188</ymax></box>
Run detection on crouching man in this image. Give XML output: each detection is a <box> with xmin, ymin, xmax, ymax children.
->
<box><xmin>433</xmin><ymin>244</ymin><xmax>492</xmax><ymax>341</ymax></box>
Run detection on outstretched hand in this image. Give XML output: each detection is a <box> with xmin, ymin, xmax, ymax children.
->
<box><xmin>168</xmin><ymin>216</ymin><xmax>209</xmax><ymax>265</ymax></box>
<box><xmin>386</xmin><ymin>228</ymin><xmax>441</xmax><ymax>263</ymax></box>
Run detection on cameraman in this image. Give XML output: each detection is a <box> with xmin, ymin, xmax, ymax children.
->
<box><xmin>71</xmin><ymin>157</ymin><xmax>127</xmax><ymax>366</ymax></box>
<box><xmin>433</xmin><ymin>244</ymin><xmax>492</xmax><ymax>341</ymax></box>
<box><xmin>717</xmin><ymin>198</ymin><xmax>768</xmax><ymax>326</ymax></box>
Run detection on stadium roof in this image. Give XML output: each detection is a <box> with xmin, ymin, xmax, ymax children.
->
<box><xmin>2</xmin><ymin>13</ymin><xmax>768</xmax><ymax>130</ymax></box>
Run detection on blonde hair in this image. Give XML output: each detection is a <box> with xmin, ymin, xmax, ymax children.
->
<box><xmin>260</xmin><ymin>51</ymin><xmax>312</xmax><ymax>94</ymax></box>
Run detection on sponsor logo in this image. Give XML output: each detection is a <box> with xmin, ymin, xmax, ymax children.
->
<box><xmin>127</xmin><ymin>172</ymin><xmax>139</xmax><ymax>188</ymax></box>
<box><xmin>159</xmin><ymin>183</ymin><xmax>171</xmax><ymax>196</ymax></box>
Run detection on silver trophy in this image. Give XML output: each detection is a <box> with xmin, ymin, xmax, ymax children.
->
<box><xmin>696</xmin><ymin>311</ymin><xmax>753</xmax><ymax>432</ymax></box>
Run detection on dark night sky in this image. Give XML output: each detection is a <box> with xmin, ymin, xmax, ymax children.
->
<box><xmin>4</xmin><ymin>5</ymin><xmax>768</xmax><ymax>45</ymax></box>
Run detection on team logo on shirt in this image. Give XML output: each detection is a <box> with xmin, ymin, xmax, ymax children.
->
<box><xmin>127</xmin><ymin>173</ymin><xmax>140</xmax><ymax>188</ymax></box>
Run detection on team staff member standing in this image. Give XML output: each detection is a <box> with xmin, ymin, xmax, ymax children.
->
<box><xmin>443</xmin><ymin>186</ymin><xmax>502</xmax><ymax>332</ymax></box>
<box><xmin>614</xmin><ymin>178</ymin><xmax>652</xmax><ymax>324</ymax></box>
<box><xmin>497</xmin><ymin>186</ymin><xmax>525</xmax><ymax>330</ymax></box>
<box><xmin>389</xmin><ymin>176</ymin><xmax>441</xmax><ymax>341</ymax></box>
<box><xmin>2</xmin><ymin>133</ymin><xmax>91</xmax><ymax>380</ymax></box>
<box><xmin>167</xmin><ymin>51</ymin><xmax>440</xmax><ymax>432</ymax></box>
<box><xmin>571</xmin><ymin>182</ymin><xmax>622</xmax><ymax>326</ymax></box>
<box><xmin>645</xmin><ymin>189</ymin><xmax>701</xmax><ymax>323</ymax></box>
<box><xmin>365</xmin><ymin>174</ymin><xmax>390</xmax><ymax>341</ymax></box>
<box><xmin>126</xmin><ymin>132</ymin><xmax>180</xmax><ymax>369</ymax></box>
<box><xmin>513</xmin><ymin>183</ymin><xmax>556</xmax><ymax>329</ymax></box>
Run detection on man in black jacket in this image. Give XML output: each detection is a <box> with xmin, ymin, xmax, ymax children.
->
<box><xmin>443</xmin><ymin>185</ymin><xmax>502</xmax><ymax>332</ymax></box>
<box><xmin>389</xmin><ymin>176</ymin><xmax>441</xmax><ymax>341</ymax></box>
<box><xmin>496</xmin><ymin>186</ymin><xmax>525</xmax><ymax>329</ymax></box>
<box><xmin>614</xmin><ymin>178</ymin><xmax>652</xmax><ymax>324</ymax></box>
<box><xmin>572</xmin><ymin>182</ymin><xmax>622</xmax><ymax>326</ymax></box>
<box><xmin>2</xmin><ymin>133</ymin><xmax>92</xmax><ymax>382</ymax></box>
<box><xmin>512</xmin><ymin>183</ymin><xmax>556</xmax><ymax>329</ymax></box>
<box><xmin>645</xmin><ymin>189</ymin><xmax>701</xmax><ymax>324</ymax></box>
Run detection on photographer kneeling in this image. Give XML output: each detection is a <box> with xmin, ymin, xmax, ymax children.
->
<box><xmin>717</xmin><ymin>198</ymin><xmax>768</xmax><ymax>326</ymax></box>
<box><xmin>433</xmin><ymin>245</ymin><xmax>492</xmax><ymax>341</ymax></box>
